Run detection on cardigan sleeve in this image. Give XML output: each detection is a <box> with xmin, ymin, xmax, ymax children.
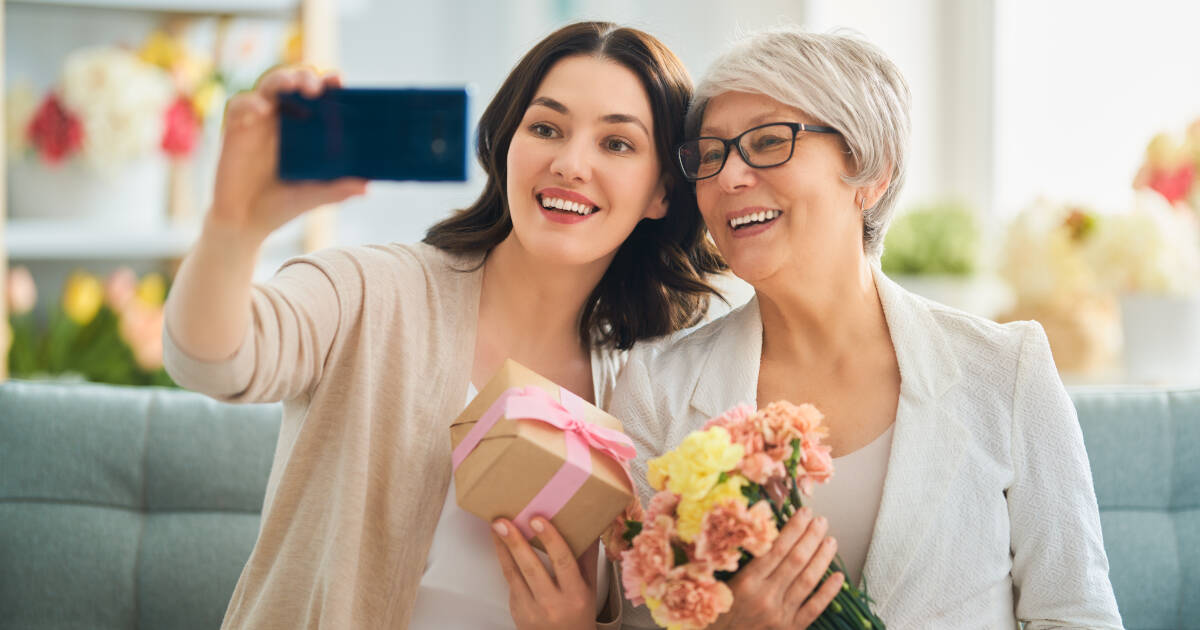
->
<box><xmin>163</xmin><ymin>248</ymin><xmax>359</xmax><ymax>404</ymax></box>
<box><xmin>1007</xmin><ymin>322</ymin><xmax>1124</xmax><ymax>629</ymax></box>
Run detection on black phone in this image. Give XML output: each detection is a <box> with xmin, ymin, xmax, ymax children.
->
<box><xmin>277</xmin><ymin>87</ymin><xmax>469</xmax><ymax>182</ymax></box>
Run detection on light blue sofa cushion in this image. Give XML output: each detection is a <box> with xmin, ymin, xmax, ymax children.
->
<box><xmin>0</xmin><ymin>380</ymin><xmax>280</xmax><ymax>630</ymax></box>
<box><xmin>1072</xmin><ymin>388</ymin><xmax>1200</xmax><ymax>630</ymax></box>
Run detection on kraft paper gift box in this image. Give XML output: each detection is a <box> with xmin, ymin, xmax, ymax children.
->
<box><xmin>449</xmin><ymin>359</ymin><xmax>635</xmax><ymax>557</ymax></box>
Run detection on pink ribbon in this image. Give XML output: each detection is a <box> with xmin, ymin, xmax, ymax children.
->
<box><xmin>451</xmin><ymin>386</ymin><xmax>636</xmax><ymax>540</ymax></box>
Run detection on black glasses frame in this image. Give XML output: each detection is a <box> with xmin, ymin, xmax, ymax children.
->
<box><xmin>675</xmin><ymin>122</ymin><xmax>841</xmax><ymax>181</ymax></box>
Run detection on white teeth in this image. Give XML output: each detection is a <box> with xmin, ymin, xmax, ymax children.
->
<box><xmin>728</xmin><ymin>209</ymin><xmax>782</xmax><ymax>229</ymax></box>
<box><xmin>540</xmin><ymin>196</ymin><xmax>594</xmax><ymax>215</ymax></box>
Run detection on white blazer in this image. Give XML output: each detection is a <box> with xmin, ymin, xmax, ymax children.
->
<box><xmin>609</xmin><ymin>267</ymin><xmax>1123</xmax><ymax>630</ymax></box>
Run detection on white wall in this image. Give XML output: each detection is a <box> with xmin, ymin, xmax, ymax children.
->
<box><xmin>993</xmin><ymin>0</ymin><xmax>1200</xmax><ymax>216</ymax></box>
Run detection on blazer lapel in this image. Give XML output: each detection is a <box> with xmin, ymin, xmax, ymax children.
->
<box><xmin>689</xmin><ymin>297</ymin><xmax>764</xmax><ymax>420</ymax></box>
<box><xmin>859</xmin><ymin>268</ymin><xmax>968</xmax><ymax>609</ymax></box>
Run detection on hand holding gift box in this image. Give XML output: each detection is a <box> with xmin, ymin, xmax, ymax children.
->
<box><xmin>449</xmin><ymin>360</ymin><xmax>636</xmax><ymax>557</ymax></box>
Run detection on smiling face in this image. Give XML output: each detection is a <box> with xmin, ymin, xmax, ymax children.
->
<box><xmin>504</xmin><ymin>54</ymin><xmax>668</xmax><ymax>268</ymax></box>
<box><xmin>694</xmin><ymin>91</ymin><xmax>862</xmax><ymax>285</ymax></box>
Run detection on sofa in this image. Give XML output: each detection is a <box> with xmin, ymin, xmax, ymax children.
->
<box><xmin>0</xmin><ymin>380</ymin><xmax>1196</xmax><ymax>629</ymax></box>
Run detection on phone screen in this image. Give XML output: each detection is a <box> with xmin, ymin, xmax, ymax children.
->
<box><xmin>278</xmin><ymin>87</ymin><xmax>469</xmax><ymax>182</ymax></box>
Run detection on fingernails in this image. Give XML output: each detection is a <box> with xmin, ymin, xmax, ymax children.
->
<box><xmin>799</xmin><ymin>507</ymin><xmax>812</xmax><ymax>519</ymax></box>
<box><xmin>492</xmin><ymin>521</ymin><xmax>508</xmax><ymax>537</ymax></box>
<box><xmin>531</xmin><ymin>518</ymin><xmax>545</xmax><ymax>533</ymax></box>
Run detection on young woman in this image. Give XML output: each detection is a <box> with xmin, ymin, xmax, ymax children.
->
<box><xmin>613</xmin><ymin>27</ymin><xmax>1122</xmax><ymax>629</ymax></box>
<box><xmin>163</xmin><ymin>22</ymin><xmax>723</xmax><ymax>630</ymax></box>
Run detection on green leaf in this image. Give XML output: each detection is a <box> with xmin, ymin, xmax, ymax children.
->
<box><xmin>622</xmin><ymin>520</ymin><xmax>643</xmax><ymax>545</ymax></box>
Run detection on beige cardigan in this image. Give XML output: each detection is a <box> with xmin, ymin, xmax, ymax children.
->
<box><xmin>163</xmin><ymin>242</ymin><xmax>623</xmax><ymax>629</ymax></box>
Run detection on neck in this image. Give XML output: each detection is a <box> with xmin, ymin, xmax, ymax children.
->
<box><xmin>754</xmin><ymin>248</ymin><xmax>884</xmax><ymax>363</ymax></box>
<box><xmin>479</xmin><ymin>233</ymin><xmax>613</xmax><ymax>353</ymax></box>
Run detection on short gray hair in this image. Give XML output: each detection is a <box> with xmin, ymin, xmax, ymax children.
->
<box><xmin>688</xmin><ymin>27</ymin><xmax>911</xmax><ymax>261</ymax></box>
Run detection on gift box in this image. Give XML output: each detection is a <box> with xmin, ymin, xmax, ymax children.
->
<box><xmin>450</xmin><ymin>359</ymin><xmax>635</xmax><ymax>557</ymax></box>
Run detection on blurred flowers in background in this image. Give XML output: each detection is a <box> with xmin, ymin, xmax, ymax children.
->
<box><xmin>5</xmin><ymin>266</ymin><xmax>175</xmax><ymax>387</ymax></box>
<box><xmin>1133</xmin><ymin>118</ymin><xmax>1200</xmax><ymax>209</ymax></box>
<box><xmin>881</xmin><ymin>200</ymin><xmax>980</xmax><ymax>277</ymax></box>
<box><xmin>6</xmin><ymin>30</ymin><xmax>225</xmax><ymax>169</ymax></box>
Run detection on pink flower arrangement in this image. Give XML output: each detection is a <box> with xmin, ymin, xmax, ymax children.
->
<box><xmin>606</xmin><ymin>401</ymin><xmax>884</xmax><ymax>630</ymax></box>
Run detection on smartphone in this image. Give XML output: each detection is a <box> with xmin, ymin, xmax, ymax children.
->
<box><xmin>277</xmin><ymin>87</ymin><xmax>469</xmax><ymax>182</ymax></box>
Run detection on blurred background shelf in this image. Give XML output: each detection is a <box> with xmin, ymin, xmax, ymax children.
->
<box><xmin>5</xmin><ymin>0</ymin><xmax>299</xmax><ymax>15</ymax></box>
<box><xmin>5</xmin><ymin>217</ymin><xmax>303</xmax><ymax>264</ymax></box>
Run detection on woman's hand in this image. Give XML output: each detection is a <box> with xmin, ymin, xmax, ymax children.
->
<box><xmin>211</xmin><ymin>65</ymin><xmax>367</xmax><ymax>242</ymax></box>
<box><xmin>707</xmin><ymin>507</ymin><xmax>844</xmax><ymax>630</ymax></box>
<box><xmin>492</xmin><ymin>517</ymin><xmax>599</xmax><ymax>630</ymax></box>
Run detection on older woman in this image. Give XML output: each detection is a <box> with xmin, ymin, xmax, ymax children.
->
<box><xmin>611</xmin><ymin>28</ymin><xmax>1123</xmax><ymax>629</ymax></box>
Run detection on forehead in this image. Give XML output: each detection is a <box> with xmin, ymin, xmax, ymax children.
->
<box><xmin>531</xmin><ymin>55</ymin><xmax>654</xmax><ymax>123</ymax></box>
<box><xmin>699</xmin><ymin>91</ymin><xmax>816</xmax><ymax>135</ymax></box>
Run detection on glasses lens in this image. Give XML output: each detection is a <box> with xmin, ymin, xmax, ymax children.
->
<box><xmin>740</xmin><ymin>124</ymin><xmax>796</xmax><ymax>167</ymax></box>
<box><xmin>678</xmin><ymin>138</ymin><xmax>727</xmax><ymax>180</ymax></box>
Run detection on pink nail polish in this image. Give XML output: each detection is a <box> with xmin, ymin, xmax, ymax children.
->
<box><xmin>531</xmin><ymin>519</ymin><xmax>545</xmax><ymax>533</ymax></box>
<box><xmin>492</xmin><ymin>521</ymin><xmax>508</xmax><ymax>537</ymax></box>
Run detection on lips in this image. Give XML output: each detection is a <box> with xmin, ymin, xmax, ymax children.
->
<box><xmin>537</xmin><ymin>187</ymin><xmax>600</xmax><ymax>216</ymax></box>
<box><xmin>726</xmin><ymin>207</ymin><xmax>783</xmax><ymax>231</ymax></box>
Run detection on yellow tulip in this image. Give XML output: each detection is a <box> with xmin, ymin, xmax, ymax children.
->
<box><xmin>135</xmin><ymin>273</ymin><xmax>167</xmax><ymax>307</ymax></box>
<box><xmin>139</xmin><ymin>31</ymin><xmax>182</xmax><ymax>69</ymax></box>
<box><xmin>62</xmin><ymin>271</ymin><xmax>104</xmax><ymax>325</ymax></box>
<box><xmin>191</xmin><ymin>80</ymin><xmax>225</xmax><ymax>121</ymax></box>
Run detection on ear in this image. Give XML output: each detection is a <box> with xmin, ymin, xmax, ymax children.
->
<box><xmin>858</xmin><ymin>170</ymin><xmax>893</xmax><ymax>211</ymax></box>
<box><xmin>644</xmin><ymin>174</ymin><xmax>670</xmax><ymax>220</ymax></box>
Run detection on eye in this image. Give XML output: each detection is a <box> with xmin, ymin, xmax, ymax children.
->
<box><xmin>700</xmin><ymin>148</ymin><xmax>725</xmax><ymax>164</ymax></box>
<box><xmin>605</xmin><ymin>137</ymin><xmax>634</xmax><ymax>153</ymax></box>
<box><xmin>529</xmin><ymin>123</ymin><xmax>560</xmax><ymax>139</ymax></box>
<box><xmin>750</xmin><ymin>134</ymin><xmax>789</xmax><ymax>152</ymax></box>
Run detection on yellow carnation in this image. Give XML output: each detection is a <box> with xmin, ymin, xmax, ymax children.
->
<box><xmin>62</xmin><ymin>271</ymin><xmax>103</xmax><ymax>326</ymax></box>
<box><xmin>653</xmin><ymin>427</ymin><xmax>743</xmax><ymax>502</ymax></box>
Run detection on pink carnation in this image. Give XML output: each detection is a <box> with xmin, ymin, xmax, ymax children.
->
<box><xmin>797</xmin><ymin>442</ymin><xmax>834</xmax><ymax>496</ymax></box>
<box><xmin>694</xmin><ymin>499</ymin><xmax>780</xmax><ymax>571</ymax></box>
<box><xmin>601</xmin><ymin>498</ymin><xmax>645</xmax><ymax>563</ymax></box>
<box><xmin>621</xmin><ymin>515</ymin><xmax>676</xmax><ymax>607</ymax></box>
<box><xmin>652</xmin><ymin>566</ymin><xmax>734</xmax><ymax>629</ymax></box>
<box><xmin>755</xmin><ymin>401</ymin><xmax>827</xmax><ymax>450</ymax></box>
<box><xmin>740</xmin><ymin>452</ymin><xmax>785</xmax><ymax>485</ymax></box>
<box><xmin>706</xmin><ymin>404</ymin><xmax>766</xmax><ymax>456</ymax></box>
<box><xmin>646</xmin><ymin>490</ymin><xmax>680</xmax><ymax>521</ymax></box>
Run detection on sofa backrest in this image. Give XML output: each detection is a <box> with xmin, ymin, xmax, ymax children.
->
<box><xmin>0</xmin><ymin>381</ymin><xmax>281</xmax><ymax>630</ymax></box>
<box><xmin>1071</xmin><ymin>388</ymin><xmax>1200</xmax><ymax>630</ymax></box>
<box><xmin>2</xmin><ymin>381</ymin><xmax>1197</xmax><ymax>629</ymax></box>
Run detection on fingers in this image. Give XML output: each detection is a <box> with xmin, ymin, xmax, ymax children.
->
<box><xmin>531</xmin><ymin>517</ymin><xmax>589</xmax><ymax>595</ymax></box>
<box><xmin>768</xmin><ymin>512</ymin><xmax>829</xmax><ymax>584</ymax></box>
<box><xmin>782</xmin><ymin>535</ymin><xmax>837</xmax><ymax>610</ymax></box>
<box><xmin>493</xmin><ymin>519</ymin><xmax>558</xmax><ymax>603</ymax></box>
<box><xmin>223</xmin><ymin>92</ymin><xmax>272</xmax><ymax>130</ymax></box>
<box><xmin>792</xmin><ymin>571</ymin><xmax>845</xmax><ymax>628</ymax></box>
<box><xmin>256</xmin><ymin>66</ymin><xmax>334</xmax><ymax>102</ymax></box>
<box><xmin>280</xmin><ymin>178</ymin><xmax>368</xmax><ymax>209</ymax></box>
<box><xmin>491</xmin><ymin>529</ymin><xmax>535</xmax><ymax>605</ymax></box>
<box><xmin>741</xmin><ymin>506</ymin><xmax>814</xmax><ymax>581</ymax></box>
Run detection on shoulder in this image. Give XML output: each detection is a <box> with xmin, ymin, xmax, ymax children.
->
<box><xmin>626</xmin><ymin>300</ymin><xmax>752</xmax><ymax>380</ymax></box>
<box><xmin>916</xmin><ymin>291</ymin><xmax>1049</xmax><ymax>377</ymax></box>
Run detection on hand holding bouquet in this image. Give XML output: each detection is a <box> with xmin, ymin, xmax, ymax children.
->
<box><xmin>608</xmin><ymin>401</ymin><xmax>884</xmax><ymax>629</ymax></box>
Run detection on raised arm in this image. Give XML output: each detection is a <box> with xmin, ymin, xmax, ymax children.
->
<box><xmin>164</xmin><ymin>67</ymin><xmax>366</xmax><ymax>398</ymax></box>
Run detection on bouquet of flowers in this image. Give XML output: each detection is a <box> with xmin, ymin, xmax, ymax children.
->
<box><xmin>6</xmin><ymin>266</ymin><xmax>175</xmax><ymax>387</ymax></box>
<box><xmin>604</xmin><ymin>401</ymin><xmax>884</xmax><ymax>629</ymax></box>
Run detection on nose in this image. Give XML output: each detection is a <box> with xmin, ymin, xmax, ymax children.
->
<box><xmin>550</xmin><ymin>136</ymin><xmax>593</xmax><ymax>183</ymax></box>
<box><xmin>714</xmin><ymin>148</ymin><xmax>756</xmax><ymax>194</ymax></box>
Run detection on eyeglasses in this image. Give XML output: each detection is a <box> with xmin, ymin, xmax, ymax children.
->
<box><xmin>675</xmin><ymin>122</ymin><xmax>841</xmax><ymax>181</ymax></box>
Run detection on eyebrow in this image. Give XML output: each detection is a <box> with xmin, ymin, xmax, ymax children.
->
<box><xmin>529</xmin><ymin>96</ymin><xmax>650</xmax><ymax>136</ymax></box>
<box><xmin>700</xmin><ymin>110</ymin><xmax>794</xmax><ymax>137</ymax></box>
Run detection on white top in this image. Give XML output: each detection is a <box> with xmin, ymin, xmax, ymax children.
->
<box><xmin>411</xmin><ymin>351</ymin><xmax>622</xmax><ymax>629</ymax></box>
<box><xmin>804</xmin><ymin>424</ymin><xmax>894</xmax><ymax>587</ymax></box>
<box><xmin>611</xmin><ymin>266</ymin><xmax>1123</xmax><ymax>630</ymax></box>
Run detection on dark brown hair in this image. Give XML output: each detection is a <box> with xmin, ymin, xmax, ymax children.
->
<box><xmin>423</xmin><ymin>21</ymin><xmax>726</xmax><ymax>350</ymax></box>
